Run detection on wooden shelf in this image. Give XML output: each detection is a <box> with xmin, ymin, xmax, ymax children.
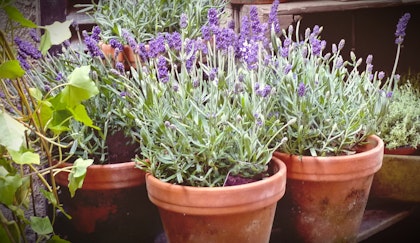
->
<box><xmin>234</xmin><ymin>0</ymin><xmax>420</xmax><ymax>15</ymax></box>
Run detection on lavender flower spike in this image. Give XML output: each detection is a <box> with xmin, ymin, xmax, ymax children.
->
<box><xmin>395</xmin><ymin>13</ymin><xmax>411</xmax><ymax>45</ymax></box>
<box><xmin>268</xmin><ymin>0</ymin><xmax>281</xmax><ymax>34</ymax></box>
<box><xmin>180</xmin><ymin>13</ymin><xmax>188</xmax><ymax>29</ymax></box>
<box><xmin>157</xmin><ymin>55</ymin><xmax>169</xmax><ymax>83</ymax></box>
<box><xmin>297</xmin><ymin>82</ymin><xmax>306</xmax><ymax>97</ymax></box>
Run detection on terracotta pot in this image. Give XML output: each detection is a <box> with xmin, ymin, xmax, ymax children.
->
<box><xmin>384</xmin><ymin>145</ymin><xmax>418</xmax><ymax>155</ymax></box>
<box><xmin>55</xmin><ymin>161</ymin><xmax>162</xmax><ymax>242</ymax></box>
<box><xmin>273</xmin><ymin>135</ymin><xmax>383</xmax><ymax>243</ymax></box>
<box><xmin>145</xmin><ymin>156</ymin><xmax>287</xmax><ymax>243</ymax></box>
<box><xmin>370</xmin><ymin>154</ymin><xmax>420</xmax><ymax>202</ymax></box>
<box><xmin>100</xmin><ymin>43</ymin><xmax>138</xmax><ymax>70</ymax></box>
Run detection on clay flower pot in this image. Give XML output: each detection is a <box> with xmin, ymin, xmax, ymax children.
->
<box><xmin>145</xmin><ymin>156</ymin><xmax>287</xmax><ymax>243</ymax></box>
<box><xmin>273</xmin><ymin>135</ymin><xmax>383</xmax><ymax>243</ymax></box>
<box><xmin>100</xmin><ymin>43</ymin><xmax>138</xmax><ymax>70</ymax></box>
<box><xmin>55</xmin><ymin>161</ymin><xmax>162</xmax><ymax>242</ymax></box>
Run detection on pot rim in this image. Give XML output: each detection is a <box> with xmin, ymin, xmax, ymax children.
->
<box><xmin>273</xmin><ymin>135</ymin><xmax>384</xmax><ymax>181</ymax></box>
<box><xmin>145</xmin><ymin>157</ymin><xmax>287</xmax><ymax>215</ymax></box>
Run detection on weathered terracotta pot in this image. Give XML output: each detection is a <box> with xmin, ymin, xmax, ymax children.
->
<box><xmin>145</xmin><ymin>156</ymin><xmax>287</xmax><ymax>243</ymax></box>
<box><xmin>370</xmin><ymin>154</ymin><xmax>420</xmax><ymax>202</ymax></box>
<box><xmin>273</xmin><ymin>135</ymin><xmax>383</xmax><ymax>243</ymax></box>
<box><xmin>55</xmin><ymin>161</ymin><xmax>162</xmax><ymax>242</ymax></box>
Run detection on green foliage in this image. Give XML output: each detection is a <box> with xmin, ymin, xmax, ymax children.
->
<box><xmin>119</xmin><ymin>15</ymin><xmax>293</xmax><ymax>187</ymax></box>
<box><xmin>0</xmin><ymin>2</ymin><xmax>97</xmax><ymax>242</ymax></box>
<box><xmin>378</xmin><ymin>81</ymin><xmax>420</xmax><ymax>149</ymax></box>
<box><xmin>269</xmin><ymin>21</ymin><xmax>401</xmax><ymax>156</ymax></box>
<box><xmin>76</xmin><ymin>0</ymin><xmax>226</xmax><ymax>43</ymax></box>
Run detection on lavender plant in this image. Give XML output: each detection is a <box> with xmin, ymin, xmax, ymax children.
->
<box><xmin>114</xmin><ymin>4</ymin><xmax>293</xmax><ymax>187</ymax></box>
<box><xmin>26</xmin><ymin>25</ymin><xmax>141</xmax><ymax>165</ymax></box>
<box><xmin>268</xmin><ymin>12</ymin><xmax>411</xmax><ymax>156</ymax></box>
<box><xmin>76</xmin><ymin>0</ymin><xmax>226</xmax><ymax>44</ymax></box>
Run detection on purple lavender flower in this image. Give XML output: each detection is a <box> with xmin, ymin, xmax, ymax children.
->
<box><xmin>228</xmin><ymin>20</ymin><xmax>235</xmax><ymax>30</ymax></box>
<box><xmin>14</xmin><ymin>37</ymin><xmax>42</xmax><ymax>60</ymax></box>
<box><xmin>297</xmin><ymin>82</ymin><xmax>306</xmax><ymax>97</ymax></box>
<box><xmin>55</xmin><ymin>72</ymin><xmax>64</xmax><ymax>81</ymax></box>
<box><xmin>166</xmin><ymin>32</ymin><xmax>182</xmax><ymax>51</ymax></box>
<box><xmin>386</xmin><ymin>91</ymin><xmax>393</xmax><ymax>98</ymax></box>
<box><xmin>207</xmin><ymin>8</ymin><xmax>219</xmax><ymax>26</ymax></box>
<box><xmin>91</xmin><ymin>26</ymin><xmax>101</xmax><ymax>42</ymax></box>
<box><xmin>366</xmin><ymin>54</ymin><xmax>373</xmax><ymax>65</ymax></box>
<box><xmin>338</xmin><ymin>39</ymin><xmax>345</xmax><ymax>50</ymax></box>
<box><xmin>280</xmin><ymin>46</ymin><xmax>289</xmax><ymax>58</ymax></box>
<box><xmin>173</xmin><ymin>84</ymin><xmax>179</xmax><ymax>92</ymax></box>
<box><xmin>137</xmin><ymin>43</ymin><xmax>149</xmax><ymax>62</ymax></box>
<box><xmin>239</xmin><ymin>39</ymin><xmax>258</xmax><ymax>69</ymax></box>
<box><xmin>267</xmin><ymin>0</ymin><xmax>280</xmax><ymax>34</ymax></box>
<box><xmin>120</xmin><ymin>91</ymin><xmax>127</xmax><ymax>97</ymax></box>
<box><xmin>16</xmin><ymin>54</ymin><xmax>30</xmax><ymax>70</ymax></box>
<box><xmin>192</xmin><ymin>79</ymin><xmax>199</xmax><ymax>88</ymax></box>
<box><xmin>378</xmin><ymin>71</ymin><xmax>385</xmax><ymax>80</ymax></box>
<box><xmin>215</xmin><ymin>27</ymin><xmax>237</xmax><ymax>50</ymax></box>
<box><xmin>157</xmin><ymin>55</ymin><xmax>169</xmax><ymax>83</ymax></box>
<box><xmin>284</xmin><ymin>64</ymin><xmax>292</xmax><ymax>75</ymax></box>
<box><xmin>29</xmin><ymin>29</ymin><xmax>40</xmax><ymax>43</ymax></box>
<box><xmin>82</xmin><ymin>30</ymin><xmax>103</xmax><ymax>58</ymax></box>
<box><xmin>180</xmin><ymin>13</ymin><xmax>188</xmax><ymax>29</ymax></box>
<box><xmin>257</xmin><ymin>85</ymin><xmax>272</xmax><ymax>98</ymax></box>
<box><xmin>201</xmin><ymin>25</ymin><xmax>212</xmax><ymax>41</ymax></box>
<box><xmin>115</xmin><ymin>62</ymin><xmax>124</xmax><ymax>73</ymax></box>
<box><xmin>41</xmin><ymin>84</ymin><xmax>50</xmax><ymax>93</ymax></box>
<box><xmin>395</xmin><ymin>13</ymin><xmax>411</xmax><ymax>45</ymax></box>
<box><xmin>186</xmin><ymin>56</ymin><xmax>196</xmax><ymax>73</ymax></box>
<box><xmin>209</xmin><ymin>68</ymin><xmax>218</xmax><ymax>81</ymax></box>
<box><xmin>148</xmin><ymin>34</ymin><xmax>166</xmax><ymax>58</ymax></box>
<box><xmin>334</xmin><ymin>56</ymin><xmax>344</xmax><ymax>69</ymax></box>
<box><xmin>110</xmin><ymin>39</ymin><xmax>123</xmax><ymax>51</ymax></box>
<box><xmin>309</xmin><ymin>37</ymin><xmax>322</xmax><ymax>56</ymax></box>
<box><xmin>122</xmin><ymin>29</ymin><xmax>137</xmax><ymax>49</ymax></box>
<box><xmin>332</xmin><ymin>43</ymin><xmax>338</xmax><ymax>54</ymax></box>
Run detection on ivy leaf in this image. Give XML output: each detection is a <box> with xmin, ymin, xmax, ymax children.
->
<box><xmin>0</xmin><ymin>110</ymin><xmax>27</xmax><ymax>151</ymax></box>
<box><xmin>39</xmin><ymin>20</ymin><xmax>73</xmax><ymax>55</ymax></box>
<box><xmin>3</xmin><ymin>5</ymin><xmax>37</xmax><ymax>28</ymax></box>
<box><xmin>30</xmin><ymin>216</ymin><xmax>53</xmax><ymax>235</ymax></box>
<box><xmin>0</xmin><ymin>60</ymin><xmax>25</xmax><ymax>79</ymax></box>
<box><xmin>61</xmin><ymin>66</ymin><xmax>99</xmax><ymax>107</ymax></box>
<box><xmin>68</xmin><ymin>158</ymin><xmax>93</xmax><ymax>197</ymax></box>
<box><xmin>69</xmin><ymin>104</ymin><xmax>100</xmax><ymax>129</ymax></box>
<box><xmin>0</xmin><ymin>173</ymin><xmax>23</xmax><ymax>205</ymax></box>
<box><xmin>8</xmin><ymin>148</ymin><xmax>40</xmax><ymax>165</ymax></box>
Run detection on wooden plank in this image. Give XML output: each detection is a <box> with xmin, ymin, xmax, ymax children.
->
<box><xmin>357</xmin><ymin>208</ymin><xmax>412</xmax><ymax>242</ymax></box>
<box><xmin>236</xmin><ymin>0</ymin><xmax>420</xmax><ymax>16</ymax></box>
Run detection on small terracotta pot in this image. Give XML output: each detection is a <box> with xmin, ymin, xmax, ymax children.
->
<box><xmin>100</xmin><ymin>43</ymin><xmax>138</xmax><ymax>70</ymax></box>
<box><xmin>145</xmin><ymin>156</ymin><xmax>287</xmax><ymax>243</ymax></box>
<box><xmin>273</xmin><ymin>135</ymin><xmax>383</xmax><ymax>243</ymax></box>
<box><xmin>55</xmin><ymin>161</ymin><xmax>162</xmax><ymax>242</ymax></box>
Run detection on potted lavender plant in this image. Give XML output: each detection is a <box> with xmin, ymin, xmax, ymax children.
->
<box><xmin>24</xmin><ymin>26</ymin><xmax>162</xmax><ymax>242</ymax></box>
<box><xmin>269</xmin><ymin>12</ymin><xmax>411</xmax><ymax>242</ymax></box>
<box><xmin>113</xmin><ymin>5</ymin><xmax>293</xmax><ymax>242</ymax></box>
